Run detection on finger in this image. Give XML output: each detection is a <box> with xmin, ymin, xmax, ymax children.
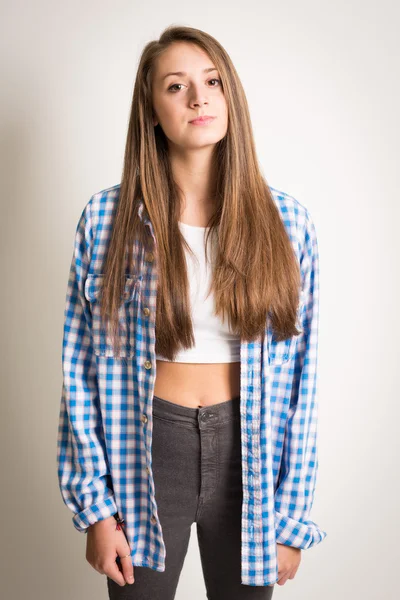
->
<box><xmin>277</xmin><ymin>570</ymin><xmax>289</xmax><ymax>586</ymax></box>
<box><xmin>289</xmin><ymin>566</ymin><xmax>298</xmax><ymax>579</ymax></box>
<box><xmin>119</xmin><ymin>551</ymin><xmax>134</xmax><ymax>584</ymax></box>
<box><xmin>106</xmin><ymin>561</ymin><xmax>127</xmax><ymax>587</ymax></box>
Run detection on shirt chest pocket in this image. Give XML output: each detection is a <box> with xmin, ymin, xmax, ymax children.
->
<box><xmin>266</xmin><ymin>290</ymin><xmax>306</xmax><ymax>366</ymax></box>
<box><xmin>84</xmin><ymin>274</ymin><xmax>141</xmax><ymax>358</ymax></box>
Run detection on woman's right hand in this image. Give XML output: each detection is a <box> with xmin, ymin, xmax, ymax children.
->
<box><xmin>86</xmin><ymin>516</ymin><xmax>135</xmax><ymax>586</ymax></box>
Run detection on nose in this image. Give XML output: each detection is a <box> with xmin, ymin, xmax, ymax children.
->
<box><xmin>189</xmin><ymin>84</ymin><xmax>209</xmax><ymax>108</ymax></box>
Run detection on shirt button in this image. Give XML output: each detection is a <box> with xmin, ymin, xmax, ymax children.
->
<box><xmin>146</xmin><ymin>466</ymin><xmax>150</xmax><ymax>474</ymax></box>
<box><xmin>141</xmin><ymin>414</ymin><xmax>148</xmax><ymax>424</ymax></box>
<box><xmin>146</xmin><ymin>252</ymin><xmax>154</xmax><ymax>262</ymax></box>
<box><xmin>143</xmin><ymin>307</ymin><xmax>150</xmax><ymax>317</ymax></box>
<box><xmin>150</xmin><ymin>515</ymin><xmax>157</xmax><ymax>524</ymax></box>
<box><xmin>144</xmin><ymin>360</ymin><xmax>152</xmax><ymax>369</ymax></box>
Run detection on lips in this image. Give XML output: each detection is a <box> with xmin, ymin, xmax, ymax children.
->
<box><xmin>189</xmin><ymin>116</ymin><xmax>216</xmax><ymax>124</ymax></box>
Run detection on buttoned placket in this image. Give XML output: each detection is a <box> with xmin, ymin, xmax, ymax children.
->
<box><xmin>140</xmin><ymin>241</ymin><xmax>159</xmax><ymax>528</ymax></box>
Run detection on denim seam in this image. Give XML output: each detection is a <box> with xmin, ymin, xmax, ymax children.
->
<box><xmin>152</xmin><ymin>414</ymin><xmax>196</xmax><ymax>429</ymax></box>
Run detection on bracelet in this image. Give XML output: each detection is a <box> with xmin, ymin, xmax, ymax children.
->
<box><xmin>114</xmin><ymin>512</ymin><xmax>125</xmax><ymax>523</ymax></box>
<box><xmin>114</xmin><ymin>512</ymin><xmax>125</xmax><ymax>530</ymax></box>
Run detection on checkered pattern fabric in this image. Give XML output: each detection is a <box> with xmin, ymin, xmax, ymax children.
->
<box><xmin>57</xmin><ymin>183</ymin><xmax>327</xmax><ymax>586</ymax></box>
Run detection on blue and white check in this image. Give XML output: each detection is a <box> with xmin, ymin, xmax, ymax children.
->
<box><xmin>57</xmin><ymin>183</ymin><xmax>327</xmax><ymax>586</ymax></box>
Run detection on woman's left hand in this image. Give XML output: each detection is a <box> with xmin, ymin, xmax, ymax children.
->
<box><xmin>276</xmin><ymin>543</ymin><xmax>301</xmax><ymax>585</ymax></box>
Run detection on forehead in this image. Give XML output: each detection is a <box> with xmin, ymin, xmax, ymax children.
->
<box><xmin>153</xmin><ymin>42</ymin><xmax>215</xmax><ymax>78</ymax></box>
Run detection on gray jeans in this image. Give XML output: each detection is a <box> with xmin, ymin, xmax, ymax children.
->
<box><xmin>107</xmin><ymin>393</ymin><xmax>275</xmax><ymax>600</ymax></box>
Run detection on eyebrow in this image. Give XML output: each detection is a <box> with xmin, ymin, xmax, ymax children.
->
<box><xmin>161</xmin><ymin>67</ymin><xmax>218</xmax><ymax>81</ymax></box>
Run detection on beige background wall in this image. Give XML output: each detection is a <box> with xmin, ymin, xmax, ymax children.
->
<box><xmin>1</xmin><ymin>1</ymin><xmax>398</xmax><ymax>599</ymax></box>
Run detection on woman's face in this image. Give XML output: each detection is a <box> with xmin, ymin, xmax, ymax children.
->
<box><xmin>151</xmin><ymin>42</ymin><xmax>228</xmax><ymax>151</ymax></box>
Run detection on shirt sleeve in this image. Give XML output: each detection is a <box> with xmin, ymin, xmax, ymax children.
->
<box><xmin>56</xmin><ymin>201</ymin><xmax>117</xmax><ymax>533</ymax></box>
<box><xmin>274</xmin><ymin>209</ymin><xmax>327</xmax><ymax>549</ymax></box>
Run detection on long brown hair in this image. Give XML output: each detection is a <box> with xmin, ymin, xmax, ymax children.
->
<box><xmin>99</xmin><ymin>24</ymin><xmax>301</xmax><ymax>361</ymax></box>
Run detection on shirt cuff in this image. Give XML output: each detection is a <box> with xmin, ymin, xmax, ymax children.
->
<box><xmin>72</xmin><ymin>494</ymin><xmax>118</xmax><ymax>533</ymax></box>
<box><xmin>275</xmin><ymin>510</ymin><xmax>327</xmax><ymax>549</ymax></box>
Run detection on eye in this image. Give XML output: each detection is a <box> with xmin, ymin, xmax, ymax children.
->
<box><xmin>168</xmin><ymin>83</ymin><xmax>184</xmax><ymax>92</ymax></box>
<box><xmin>167</xmin><ymin>78</ymin><xmax>222</xmax><ymax>92</ymax></box>
<box><xmin>208</xmin><ymin>78</ymin><xmax>221</xmax><ymax>87</ymax></box>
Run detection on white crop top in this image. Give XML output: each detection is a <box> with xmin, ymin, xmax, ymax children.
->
<box><xmin>155</xmin><ymin>220</ymin><xmax>241</xmax><ymax>363</ymax></box>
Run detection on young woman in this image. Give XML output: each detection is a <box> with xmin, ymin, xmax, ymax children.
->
<box><xmin>57</xmin><ymin>25</ymin><xmax>327</xmax><ymax>600</ymax></box>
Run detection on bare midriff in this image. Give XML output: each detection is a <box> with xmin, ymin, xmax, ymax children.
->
<box><xmin>154</xmin><ymin>360</ymin><xmax>241</xmax><ymax>408</ymax></box>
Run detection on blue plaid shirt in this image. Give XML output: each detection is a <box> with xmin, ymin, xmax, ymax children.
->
<box><xmin>57</xmin><ymin>183</ymin><xmax>327</xmax><ymax>586</ymax></box>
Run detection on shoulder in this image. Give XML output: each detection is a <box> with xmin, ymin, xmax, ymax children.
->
<box><xmin>74</xmin><ymin>184</ymin><xmax>121</xmax><ymax>265</ymax></box>
<box><xmin>269</xmin><ymin>185</ymin><xmax>318</xmax><ymax>257</ymax></box>
<box><xmin>77</xmin><ymin>183</ymin><xmax>121</xmax><ymax>233</ymax></box>
<box><xmin>85</xmin><ymin>183</ymin><xmax>121</xmax><ymax>222</ymax></box>
<box><xmin>269</xmin><ymin>185</ymin><xmax>312</xmax><ymax>230</ymax></box>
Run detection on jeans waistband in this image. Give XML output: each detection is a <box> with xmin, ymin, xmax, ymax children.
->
<box><xmin>152</xmin><ymin>394</ymin><xmax>241</xmax><ymax>427</ymax></box>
